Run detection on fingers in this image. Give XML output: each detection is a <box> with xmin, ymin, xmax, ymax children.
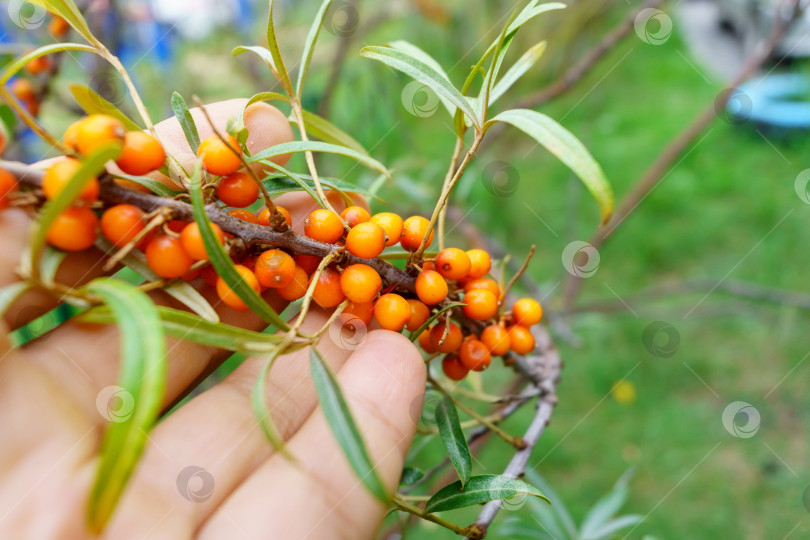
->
<box><xmin>149</xmin><ymin>99</ymin><xmax>293</xmax><ymax>189</ymax></box>
<box><xmin>101</xmin><ymin>307</ymin><xmax>358</xmax><ymax>537</ymax></box>
<box><xmin>198</xmin><ymin>331</ymin><xmax>425</xmax><ymax>540</ymax></box>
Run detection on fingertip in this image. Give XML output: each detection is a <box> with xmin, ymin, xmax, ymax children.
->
<box><xmin>243</xmin><ymin>101</ymin><xmax>294</xmax><ymax>165</ymax></box>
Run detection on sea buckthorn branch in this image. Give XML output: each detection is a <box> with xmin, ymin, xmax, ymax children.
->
<box><xmin>0</xmin><ymin>86</ymin><xmax>69</xmax><ymax>153</ymax></box>
<box><xmin>436</xmin><ymin>137</ymin><xmax>465</xmax><ymax>251</ymax></box>
<box><xmin>0</xmin><ymin>160</ymin><xmax>418</xmax><ymax>291</ymax></box>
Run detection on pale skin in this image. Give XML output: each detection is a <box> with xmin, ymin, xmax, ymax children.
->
<box><xmin>0</xmin><ymin>100</ymin><xmax>426</xmax><ymax>539</ymax></box>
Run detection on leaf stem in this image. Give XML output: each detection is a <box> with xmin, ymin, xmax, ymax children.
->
<box><xmin>391</xmin><ymin>496</ymin><xmax>474</xmax><ymax>536</ymax></box>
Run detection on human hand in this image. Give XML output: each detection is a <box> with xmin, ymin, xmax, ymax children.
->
<box><xmin>0</xmin><ymin>100</ymin><xmax>425</xmax><ymax>539</ymax></box>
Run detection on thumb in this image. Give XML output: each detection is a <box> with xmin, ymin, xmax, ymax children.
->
<box><xmin>198</xmin><ymin>331</ymin><xmax>426</xmax><ymax>540</ymax></box>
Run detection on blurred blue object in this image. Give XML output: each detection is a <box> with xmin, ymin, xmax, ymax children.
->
<box><xmin>731</xmin><ymin>74</ymin><xmax>810</xmax><ymax>129</ymax></box>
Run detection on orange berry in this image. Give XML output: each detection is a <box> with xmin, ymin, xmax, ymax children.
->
<box><xmin>216</xmin><ymin>265</ymin><xmax>261</xmax><ymax>311</ymax></box>
<box><xmin>276</xmin><ymin>264</ymin><xmax>309</xmax><ymax>301</ymax></box>
<box><xmin>463</xmin><ymin>289</ymin><xmax>498</xmax><ymax>321</ymax></box>
<box><xmin>197</xmin><ymin>135</ymin><xmax>242</xmax><ymax>176</ymax></box>
<box><xmin>464</xmin><ymin>278</ymin><xmax>500</xmax><ymax>297</ymax></box>
<box><xmin>181</xmin><ymin>267</ymin><xmax>202</xmax><ymax>281</ymax></box>
<box><xmin>373</xmin><ymin>293</ymin><xmax>411</xmax><ymax>331</ymax></box>
<box><xmin>46</xmin><ymin>206</ymin><xmax>97</xmax><ymax>251</ymax></box>
<box><xmin>406</xmin><ymin>299</ymin><xmax>430</xmax><ymax>331</ymax></box>
<box><xmin>100</xmin><ymin>204</ymin><xmax>145</xmax><ymax>248</ymax></box>
<box><xmin>481</xmin><ymin>325</ymin><xmax>511</xmax><ymax>356</ymax></box>
<box><xmin>294</xmin><ymin>254</ymin><xmax>322</xmax><ymax>274</ymax></box>
<box><xmin>340</xmin><ymin>264</ymin><xmax>382</xmax><ymax>304</ymax></box>
<box><xmin>342</xmin><ymin>301</ymin><xmax>375</xmax><ymax>326</ymax></box>
<box><xmin>400</xmin><ymin>215</ymin><xmax>433</xmax><ymax>251</ymax></box>
<box><xmin>63</xmin><ymin>120</ymin><xmax>81</xmax><ymax>150</ymax></box>
<box><xmin>345</xmin><ymin>222</ymin><xmax>385</xmax><ymax>259</ymax></box>
<box><xmin>430</xmin><ymin>322</ymin><xmax>463</xmax><ymax>353</ymax></box>
<box><xmin>42</xmin><ymin>158</ymin><xmax>99</xmax><ymax>203</ymax></box>
<box><xmin>25</xmin><ymin>56</ymin><xmax>51</xmax><ymax>76</ymax></box>
<box><xmin>466</xmin><ymin>249</ymin><xmax>491</xmax><ymax>279</ymax></box>
<box><xmin>459</xmin><ymin>339</ymin><xmax>491</xmax><ymax>372</ymax></box>
<box><xmin>508</xmin><ymin>325</ymin><xmax>535</xmax><ymax>354</ymax></box>
<box><xmin>115</xmin><ymin>131</ymin><xmax>165</xmax><ymax>175</ymax></box>
<box><xmin>146</xmin><ymin>234</ymin><xmax>194</xmax><ymax>278</ymax></box>
<box><xmin>10</xmin><ymin>79</ymin><xmax>35</xmax><ymax>101</ymax></box>
<box><xmin>442</xmin><ymin>354</ymin><xmax>469</xmax><ymax>381</ymax></box>
<box><xmin>0</xmin><ymin>169</ymin><xmax>17</xmax><ymax>210</ymax></box>
<box><xmin>180</xmin><ymin>222</ymin><xmax>225</xmax><ymax>261</ymax></box>
<box><xmin>312</xmin><ymin>266</ymin><xmax>345</xmax><ymax>308</ymax></box>
<box><xmin>75</xmin><ymin>114</ymin><xmax>125</xmax><ymax>156</ymax></box>
<box><xmin>166</xmin><ymin>220</ymin><xmax>186</xmax><ymax>233</ymax></box>
<box><xmin>422</xmin><ymin>261</ymin><xmax>437</xmax><ymax>272</ymax></box>
<box><xmin>228</xmin><ymin>208</ymin><xmax>259</xmax><ymax>224</ymax></box>
<box><xmin>418</xmin><ymin>329</ymin><xmax>436</xmax><ymax>353</ymax></box>
<box><xmin>48</xmin><ymin>16</ymin><xmax>70</xmax><ymax>36</ymax></box>
<box><xmin>216</xmin><ymin>171</ymin><xmax>259</xmax><ymax>208</ymax></box>
<box><xmin>257</xmin><ymin>205</ymin><xmax>292</xmax><ymax>228</ymax></box>
<box><xmin>435</xmin><ymin>248</ymin><xmax>471</xmax><ymax>280</ymax></box>
<box><xmin>304</xmin><ymin>209</ymin><xmax>344</xmax><ymax>244</ymax></box>
<box><xmin>513</xmin><ymin>298</ymin><xmax>543</xmax><ymax>326</ymax></box>
<box><xmin>370</xmin><ymin>212</ymin><xmax>403</xmax><ymax>247</ymax></box>
<box><xmin>340</xmin><ymin>206</ymin><xmax>370</xmax><ymax>228</ymax></box>
<box><xmin>415</xmin><ymin>270</ymin><xmax>448</xmax><ymax>306</ymax></box>
<box><xmin>255</xmin><ymin>249</ymin><xmax>295</xmax><ymax>288</ymax></box>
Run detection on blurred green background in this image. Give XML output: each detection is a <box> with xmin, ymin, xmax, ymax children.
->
<box><xmin>11</xmin><ymin>0</ymin><xmax>810</xmax><ymax>538</ymax></box>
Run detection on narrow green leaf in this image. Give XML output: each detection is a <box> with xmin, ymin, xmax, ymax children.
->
<box><xmin>409</xmin><ymin>302</ymin><xmax>465</xmax><ymax>342</ymax></box>
<box><xmin>0</xmin><ymin>43</ymin><xmax>98</xmax><ymax>86</ymax></box>
<box><xmin>79</xmin><ymin>306</ymin><xmax>298</xmax><ymax>356</ymax></box>
<box><xmin>489</xmin><ymin>41</ymin><xmax>547</xmax><ymax>105</ymax></box>
<box><xmin>424</xmin><ymin>475</ymin><xmax>550</xmax><ymax>514</ymax></box>
<box><xmin>489</xmin><ymin>109</ymin><xmax>614</xmax><ymax>224</ymax></box>
<box><xmin>261</xmin><ymin>173</ymin><xmax>383</xmax><ymax>203</ymax></box>
<box><xmin>400</xmin><ymin>466</ymin><xmax>425</xmax><ymax>486</ymax></box>
<box><xmin>251</xmin><ymin>352</ymin><xmax>291</xmax><ymax>456</ymax></box>
<box><xmin>310</xmin><ymin>348</ymin><xmax>389</xmax><ymax>501</ymax></box>
<box><xmin>265</xmin><ymin>0</ymin><xmax>291</xmax><ymax>89</ymax></box>
<box><xmin>170</xmin><ymin>92</ymin><xmax>200</xmax><ymax>153</ymax></box>
<box><xmin>39</xmin><ymin>247</ymin><xmax>66</xmax><ymax>286</ymax></box>
<box><xmin>230</xmin><ymin>91</ymin><xmax>292</xmax><ymax>149</ymax></box>
<box><xmin>435</xmin><ymin>396</ymin><xmax>472</xmax><ymax>487</ymax></box>
<box><xmin>110</xmin><ymin>172</ymin><xmax>181</xmax><ymax>197</ymax></box>
<box><xmin>388</xmin><ymin>40</ymin><xmax>456</xmax><ymax>117</ymax></box>
<box><xmin>249</xmin><ymin>141</ymin><xmax>391</xmax><ymax>180</ymax></box>
<box><xmin>297</xmin><ymin>109</ymin><xmax>368</xmax><ymax>156</ymax></box>
<box><xmin>296</xmin><ymin>0</ymin><xmax>333</xmax><ymax>96</ymax></box>
<box><xmin>188</xmin><ymin>162</ymin><xmax>290</xmax><ymax>330</ymax></box>
<box><xmin>70</xmin><ymin>84</ymin><xmax>141</xmax><ymax>130</ymax></box>
<box><xmin>27</xmin><ymin>0</ymin><xmax>96</xmax><ymax>43</ymax></box>
<box><xmin>360</xmin><ymin>45</ymin><xmax>480</xmax><ymax>129</ymax></box>
<box><xmin>86</xmin><ymin>278</ymin><xmax>166</xmax><ymax>531</ymax></box>
<box><xmin>232</xmin><ymin>45</ymin><xmax>278</xmax><ymax>69</ymax></box>
<box><xmin>29</xmin><ymin>145</ymin><xmax>122</xmax><ymax>273</ymax></box>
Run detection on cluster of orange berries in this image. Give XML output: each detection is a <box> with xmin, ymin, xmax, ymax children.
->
<box><xmin>1</xmin><ymin>112</ymin><xmax>545</xmax><ymax>382</ymax></box>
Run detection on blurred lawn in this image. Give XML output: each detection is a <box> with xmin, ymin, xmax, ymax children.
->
<box><xmin>28</xmin><ymin>1</ymin><xmax>810</xmax><ymax>537</ymax></box>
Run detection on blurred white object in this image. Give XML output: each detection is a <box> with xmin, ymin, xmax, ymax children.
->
<box><xmin>716</xmin><ymin>0</ymin><xmax>810</xmax><ymax>57</ymax></box>
<box><xmin>150</xmin><ymin>0</ymin><xmax>237</xmax><ymax>39</ymax></box>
